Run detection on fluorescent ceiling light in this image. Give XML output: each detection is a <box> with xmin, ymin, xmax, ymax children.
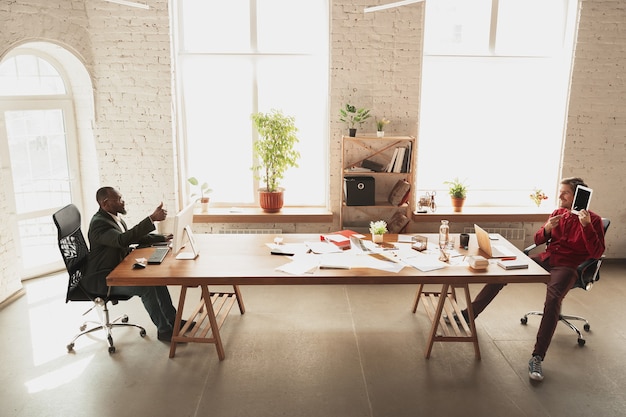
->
<box><xmin>104</xmin><ymin>0</ymin><xmax>150</xmax><ymax>9</ymax></box>
<box><xmin>364</xmin><ymin>0</ymin><xmax>425</xmax><ymax>13</ymax></box>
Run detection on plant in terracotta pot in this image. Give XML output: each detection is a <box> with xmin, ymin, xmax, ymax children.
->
<box><xmin>187</xmin><ymin>176</ymin><xmax>212</xmax><ymax>212</ymax></box>
<box><xmin>444</xmin><ymin>177</ymin><xmax>468</xmax><ymax>212</ymax></box>
<box><xmin>339</xmin><ymin>104</ymin><xmax>371</xmax><ymax>137</ymax></box>
<box><xmin>251</xmin><ymin>109</ymin><xmax>301</xmax><ymax>212</ymax></box>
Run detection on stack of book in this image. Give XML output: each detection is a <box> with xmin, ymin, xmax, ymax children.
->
<box><xmin>386</xmin><ymin>143</ymin><xmax>412</xmax><ymax>173</ymax></box>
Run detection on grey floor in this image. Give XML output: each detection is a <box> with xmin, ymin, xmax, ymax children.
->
<box><xmin>2</xmin><ymin>261</ymin><xmax>626</xmax><ymax>417</ymax></box>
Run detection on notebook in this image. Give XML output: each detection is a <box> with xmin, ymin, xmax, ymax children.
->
<box><xmin>474</xmin><ymin>224</ymin><xmax>517</xmax><ymax>259</ymax></box>
<box><xmin>497</xmin><ymin>259</ymin><xmax>529</xmax><ymax>270</ymax></box>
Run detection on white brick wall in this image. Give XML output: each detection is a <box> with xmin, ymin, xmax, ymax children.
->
<box><xmin>565</xmin><ymin>0</ymin><xmax>626</xmax><ymax>256</ymax></box>
<box><xmin>0</xmin><ymin>0</ymin><xmax>624</xmax><ymax>304</ymax></box>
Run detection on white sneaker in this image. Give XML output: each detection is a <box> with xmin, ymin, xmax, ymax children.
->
<box><xmin>528</xmin><ymin>355</ymin><xmax>544</xmax><ymax>381</ymax></box>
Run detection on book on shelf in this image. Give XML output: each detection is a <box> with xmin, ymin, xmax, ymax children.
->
<box><xmin>385</xmin><ymin>145</ymin><xmax>411</xmax><ymax>173</ymax></box>
<box><xmin>392</xmin><ymin>147</ymin><xmax>406</xmax><ymax>173</ymax></box>
<box><xmin>361</xmin><ymin>159</ymin><xmax>385</xmax><ymax>172</ymax></box>
<box><xmin>401</xmin><ymin>142</ymin><xmax>411</xmax><ymax>173</ymax></box>
<box><xmin>387</xmin><ymin>148</ymin><xmax>399</xmax><ymax>172</ymax></box>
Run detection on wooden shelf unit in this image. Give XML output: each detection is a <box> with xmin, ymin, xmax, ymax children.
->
<box><xmin>340</xmin><ymin>135</ymin><xmax>416</xmax><ymax>231</ymax></box>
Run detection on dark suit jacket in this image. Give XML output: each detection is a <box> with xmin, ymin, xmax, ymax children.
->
<box><xmin>83</xmin><ymin>208</ymin><xmax>166</xmax><ymax>296</ymax></box>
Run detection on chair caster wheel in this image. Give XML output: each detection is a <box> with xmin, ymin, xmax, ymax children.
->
<box><xmin>67</xmin><ymin>343</ymin><xmax>75</xmax><ymax>352</ymax></box>
<box><xmin>584</xmin><ymin>324</ymin><xmax>590</xmax><ymax>332</ymax></box>
<box><xmin>140</xmin><ymin>329</ymin><xmax>146</xmax><ymax>337</ymax></box>
<box><xmin>520</xmin><ymin>317</ymin><xmax>528</xmax><ymax>325</ymax></box>
<box><xmin>122</xmin><ymin>315</ymin><xmax>129</xmax><ymax>323</ymax></box>
<box><xmin>108</xmin><ymin>346</ymin><xmax>116</xmax><ymax>353</ymax></box>
<box><xmin>577</xmin><ymin>338</ymin><xmax>586</xmax><ymax>346</ymax></box>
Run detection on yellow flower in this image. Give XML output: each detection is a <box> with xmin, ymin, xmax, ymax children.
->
<box><xmin>376</xmin><ymin>118</ymin><xmax>390</xmax><ymax>131</ymax></box>
<box><xmin>530</xmin><ymin>189</ymin><xmax>548</xmax><ymax>207</ymax></box>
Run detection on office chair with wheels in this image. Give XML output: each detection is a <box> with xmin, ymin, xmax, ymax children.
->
<box><xmin>520</xmin><ymin>218</ymin><xmax>610</xmax><ymax>346</ymax></box>
<box><xmin>53</xmin><ymin>204</ymin><xmax>146</xmax><ymax>354</ymax></box>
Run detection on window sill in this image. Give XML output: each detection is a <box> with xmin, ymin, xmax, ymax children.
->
<box><xmin>193</xmin><ymin>206</ymin><xmax>334</xmax><ymax>224</ymax></box>
<box><xmin>411</xmin><ymin>206</ymin><xmax>551</xmax><ymax>223</ymax></box>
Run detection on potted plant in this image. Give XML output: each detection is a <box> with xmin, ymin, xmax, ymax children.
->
<box><xmin>188</xmin><ymin>176</ymin><xmax>212</xmax><ymax>212</ymax></box>
<box><xmin>530</xmin><ymin>188</ymin><xmax>549</xmax><ymax>207</ymax></box>
<box><xmin>444</xmin><ymin>177</ymin><xmax>468</xmax><ymax>212</ymax></box>
<box><xmin>251</xmin><ymin>109</ymin><xmax>301</xmax><ymax>212</ymax></box>
<box><xmin>369</xmin><ymin>220</ymin><xmax>388</xmax><ymax>243</ymax></box>
<box><xmin>339</xmin><ymin>104</ymin><xmax>371</xmax><ymax>137</ymax></box>
<box><xmin>376</xmin><ymin>117</ymin><xmax>390</xmax><ymax>137</ymax></box>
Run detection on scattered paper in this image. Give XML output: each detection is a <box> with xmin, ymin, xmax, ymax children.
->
<box><xmin>305</xmin><ymin>241</ymin><xmax>343</xmax><ymax>254</ymax></box>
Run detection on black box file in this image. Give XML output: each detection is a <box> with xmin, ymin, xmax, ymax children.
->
<box><xmin>344</xmin><ymin>176</ymin><xmax>375</xmax><ymax>206</ymax></box>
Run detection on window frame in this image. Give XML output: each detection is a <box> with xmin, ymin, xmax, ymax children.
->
<box><xmin>0</xmin><ymin>49</ymin><xmax>82</xmax><ymax>278</ymax></box>
<box><xmin>417</xmin><ymin>0</ymin><xmax>579</xmax><ymax>209</ymax></box>
<box><xmin>171</xmin><ymin>0</ymin><xmax>330</xmax><ymax>209</ymax></box>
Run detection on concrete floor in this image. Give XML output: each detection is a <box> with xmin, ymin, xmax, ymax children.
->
<box><xmin>2</xmin><ymin>260</ymin><xmax>626</xmax><ymax>417</ymax></box>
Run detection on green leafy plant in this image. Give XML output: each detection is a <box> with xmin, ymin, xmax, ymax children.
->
<box><xmin>339</xmin><ymin>104</ymin><xmax>371</xmax><ymax>129</ymax></box>
<box><xmin>187</xmin><ymin>176</ymin><xmax>212</xmax><ymax>200</ymax></box>
<box><xmin>369</xmin><ymin>220</ymin><xmax>388</xmax><ymax>235</ymax></box>
<box><xmin>376</xmin><ymin>117</ymin><xmax>390</xmax><ymax>131</ymax></box>
<box><xmin>444</xmin><ymin>177</ymin><xmax>468</xmax><ymax>199</ymax></box>
<box><xmin>251</xmin><ymin>109</ymin><xmax>301</xmax><ymax>193</ymax></box>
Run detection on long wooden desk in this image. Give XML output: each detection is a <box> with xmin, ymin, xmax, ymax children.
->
<box><xmin>107</xmin><ymin>233</ymin><xmax>549</xmax><ymax>360</ymax></box>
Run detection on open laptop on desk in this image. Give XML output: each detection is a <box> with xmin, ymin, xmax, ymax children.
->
<box><xmin>474</xmin><ymin>224</ymin><xmax>517</xmax><ymax>258</ymax></box>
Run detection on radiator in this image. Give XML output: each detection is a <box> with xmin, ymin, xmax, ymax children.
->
<box><xmin>218</xmin><ymin>228</ymin><xmax>282</xmax><ymax>235</ymax></box>
<box><xmin>464</xmin><ymin>227</ymin><xmax>526</xmax><ymax>249</ymax></box>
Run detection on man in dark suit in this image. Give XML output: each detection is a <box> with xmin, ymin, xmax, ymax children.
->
<box><xmin>83</xmin><ymin>186</ymin><xmax>188</xmax><ymax>342</ymax></box>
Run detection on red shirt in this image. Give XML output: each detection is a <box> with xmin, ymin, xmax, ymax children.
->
<box><xmin>534</xmin><ymin>208</ymin><xmax>605</xmax><ymax>268</ymax></box>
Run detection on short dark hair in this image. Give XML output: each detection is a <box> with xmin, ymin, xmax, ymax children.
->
<box><xmin>96</xmin><ymin>186</ymin><xmax>115</xmax><ymax>205</ymax></box>
<box><xmin>561</xmin><ymin>177</ymin><xmax>587</xmax><ymax>192</ymax></box>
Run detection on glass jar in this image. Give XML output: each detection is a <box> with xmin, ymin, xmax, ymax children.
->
<box><xmin>439</xmin><ymin>220</ymin><xmax>450</xmax><ymax>249</ymax></box>
<box><xmin>438</xmin><ymin>219</ymin><xmax>450</xmax><ymax>262</ymax></box>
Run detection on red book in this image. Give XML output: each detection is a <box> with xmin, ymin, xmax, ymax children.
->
<box><xmin>320</xmin><ymin>230</ymin><xmax>359</xmax><ymax>250</ymax></box>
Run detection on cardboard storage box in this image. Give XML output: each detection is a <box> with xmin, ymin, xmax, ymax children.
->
<box><xmin>344</xmin><ymin>176</ymin><xmax>375</xmax><ymax>206</ymax></box>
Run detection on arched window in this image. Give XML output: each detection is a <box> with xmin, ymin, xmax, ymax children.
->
<box><xmin>0</xmin><ymin>47</ymin><xmax>86</xmax><ymax>278</ymax></box>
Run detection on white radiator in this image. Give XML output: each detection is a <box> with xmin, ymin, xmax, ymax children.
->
<box><xmin>464</xmin><ymin>227</ymin><xmax>526</xmax><ymax>249</ymax></box>
<box><xmin>218</xmin><ymin>228</ymin><xmax>282</xmax><ymax>235</ymax></box>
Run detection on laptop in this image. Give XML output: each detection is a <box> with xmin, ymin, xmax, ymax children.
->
<box><xmin>474</xmin><ymin>224</ymin><xmax>517</xmax><ymax>258</ymax></box>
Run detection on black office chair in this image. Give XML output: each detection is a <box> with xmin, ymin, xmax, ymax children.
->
<box><xmin>53</xmin><ymin>204</ymin><xmax>146</xmax><ymax>354</ymax></box>
<box><xmin>520</xmin><ymin>218</ymin><xmax>610</xmax><ymax>346</ymax></box>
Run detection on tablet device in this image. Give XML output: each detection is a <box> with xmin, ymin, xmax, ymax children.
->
<box><xmin>571</xmin><ymin>185</ymin><xmax>592</xmax><ymax>214</ymax></box>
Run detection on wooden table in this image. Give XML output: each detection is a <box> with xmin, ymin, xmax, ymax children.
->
<box><xmin>107</xmin><ymin>233</ymin><xmax>549</xmax><ymax>360</ymax></box>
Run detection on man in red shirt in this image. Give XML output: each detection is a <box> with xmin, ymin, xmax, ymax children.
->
<box><xmin>453</xmin><ymin>177</ymin><xmax>605</xmax><ymax>381</ymax></box>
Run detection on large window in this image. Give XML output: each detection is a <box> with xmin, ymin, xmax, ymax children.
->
<box><xmin>0</xmin><ymin>52</ymin><xmax>81</xmax><ymax>278</ymax></box>
<box><xmin>417</xmin><ymin>0</ymin><xmax>578</xmax><ymax>207</ymax></box>
<box><xmin>173</xmin><ymin>0</ymin><xmax>329</xmax><ymax>207</ymax></box>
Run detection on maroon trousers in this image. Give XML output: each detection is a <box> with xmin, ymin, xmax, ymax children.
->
<box><xmin>468</xmin><ymin>255</ymin><xmax>578</xmax><ymax>359</ymax></box>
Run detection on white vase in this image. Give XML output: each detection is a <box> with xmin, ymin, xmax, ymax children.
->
<box><xmin>376</xmin><ymin>131</ymin><xmax>384</xmax><ymax>137</ymax></box>
<box><xmin>372</xmin><ymin>233</ymin><xmax>384</xmax><ymax>243</ymax></box>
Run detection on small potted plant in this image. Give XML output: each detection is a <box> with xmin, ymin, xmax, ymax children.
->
<box><xmin>444</xmin><ymin>177</ymin><xmax>468</xmax><ymax>212</ymax></box>
<box><xmin>339</xmin><ymin>104</ymin><xmax>371</xmax><ymax>137</ymax></box>
<box><xmin>530</xmin><ymin>188</ymin><xmax>549</xmax><ymax>207</ymax></box>
<box><xmin>369</xmin><ymin>220</ymin><xmax>388</xmax><ymax>243</ymax></box>
<box><xmin>187</xmin><ymin>176</ymin><xmax>212</xmax><ymax>212</ymax></box>
<box><xmin>376</xmin><ymin>117</ymin><xmax>390</xmax><ymax>137</ymax></box>
<box><xmin>251</xmin><ymin>109</ymin><xmax>301</xmax><ymax>212</ymax></box>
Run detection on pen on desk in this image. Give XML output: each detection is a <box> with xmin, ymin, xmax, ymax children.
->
<box><xmin>500</xmin><ymin>257</ymin><xmax>517</xmax><ymax>261</ymax></box>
